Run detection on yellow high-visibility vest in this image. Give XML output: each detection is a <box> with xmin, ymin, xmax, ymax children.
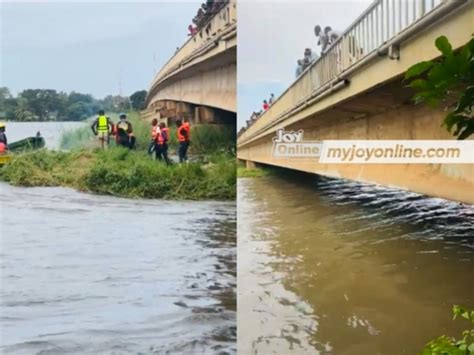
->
<box><xmin>97</xmin><ymin>115</ymin><xmax>109</xmax><ymax>133</ymax></box>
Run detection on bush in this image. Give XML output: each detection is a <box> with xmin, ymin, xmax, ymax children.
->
<box><xmin>421</xmin><ymin>305</ymin><xmax>474</xmax><ymax>355</ymax></box>
<box><xmin>0</xmin><ymin>148</ymin><xmax>235</xmax><ymax>200</ymax></box>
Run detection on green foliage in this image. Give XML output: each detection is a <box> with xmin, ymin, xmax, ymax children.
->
<box><xmin>0</xmin><ymin>87</ymin><xmax>146</xmax><ymax>122</ymax></box>
<box><xmin>59</xmin><ymin>124</ymin><xmax>95</xmax><ymax>150</ymax></box>
<box><xmin>0</xmin><ymin>148</ymin><xmax>235</xmax><ymax>200</ymax></box>
<box><xmin>130</xmin><ymin>90</ymin><xmax>147</xmax><ymax>110</ymax></box>
<box><xmin>237</xmin><ymin>161</ymin><xmax>270</xmax><ymax>178</ymax></box>
<box><xmin>18</xmin><ymin>89</ymin><xmax>62</xmax><ymax>121</ymax></box>
<box><xmin>405</xmin><ymin>36</ymin><xmax>474</xmax><ymax>139</ymax></box>
<box><xmin>421</xmin><ymin>305</ymin><xmax>474</xmax><ymax>355</ymax></box>
<box><xmin>188</xmin><ymin>124</ymin><xmax>236</xmax><ymax>155</ymax></box>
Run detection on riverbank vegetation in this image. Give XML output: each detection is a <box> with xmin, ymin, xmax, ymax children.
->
<box><xmin>237</xmin><ymin>161</ymin><xmax>271</xmax><ymax>178</ymax></box>
<box><xmin>405</xmin><ymin>36</ymin><xmax>473</xmax><ymax>140</ymax></box>
<box><xmin>421</xmin><ymin>305</ymin><xmax>474</xmax><ymax>354</ymax></box>
<box><xmin>1</xmin><ymin>113</ymin><xmax>236</xmax><ymax>200</ymax></box>
<box><xmin>0</xmin><ymin>148</ymin><xmax>235</xmax><ymax>200</ymax></box>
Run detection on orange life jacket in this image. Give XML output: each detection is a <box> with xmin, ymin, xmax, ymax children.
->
<box><xmin>158</xmin><ymin>127</ymin><xmax>169</xmax><ymax>145</ymax></box>
<box><xmin>177</xmin><ymin>125</ymin><xmax>188</xmax><ymax>142</ymax></box>
<box><xmin>151</xmin><ymin>125</ymin><xmax>160</xmax><ymax>141</ymax></box>
<box><xmin>183</xmin><ymin>122</ymin><xmax>190</xmax><ymax>138</ymax></box>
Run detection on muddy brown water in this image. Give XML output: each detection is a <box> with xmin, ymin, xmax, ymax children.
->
<box><xmin>0</xmin><ymin>183</ymin><xmax>236</xmax><ymax>354</ymax></box>
<box><xmin>238</xmin><ymin>174</ymin><xmax>473</xmax><ymax>355</ymax></box>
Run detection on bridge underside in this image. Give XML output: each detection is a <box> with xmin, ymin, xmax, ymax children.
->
<box><xmin>238</xmin><ymin>76</ymin><xmax>474</xmax><ymax>204</ymax></box>
<box><xmin>143</xmin><ymin>99</ymin><xmax>235</xmax><ymax>129</ymax></box>
<box><xmin>238</xmin><ymin>4</ymin><xmax>473</xmax><ymax>204</ymax></box>
<box><xmin>147</xmin><ymin>47</ymin><xmax>236</xmax><ymax>114</ymax></box>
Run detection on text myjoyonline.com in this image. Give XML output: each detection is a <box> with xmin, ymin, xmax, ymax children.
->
<box><xmin>272</xmin><ymin>139</ymin><xmax>474</xmax><ymax>164</ymax></box>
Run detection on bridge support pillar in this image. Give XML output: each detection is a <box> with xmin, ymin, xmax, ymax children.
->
<box><xmin>195</xmin><ymin>106</ymin><xmax>215</xmax><ymax>124</ymax></box>
<box><xmin>245</xmin><ymin>160</ymin><xmax>257</xmax><ymax>169</ymax></box>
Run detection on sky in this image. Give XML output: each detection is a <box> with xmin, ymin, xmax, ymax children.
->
<box><xmin>1</xmin><ymin>0</ymin><xmax>374</xmax><ymax>124</ymax></box>
<box><xmin>0</xmin><ymin>1</ymin><xmax>200</xmax><ymax>98</ymax></box>
<box><xmin>238</xmin><ymin>0</ymin><xmax>372</xmax><ymax>128</ymax></box>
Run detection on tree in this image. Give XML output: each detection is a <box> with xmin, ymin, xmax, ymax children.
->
<box><xmin>0</xmin><ymin>87</ymin><xmax>131</xmax><ymax>121</ymax></box>
<box><xmin>0</xmin><ymin>87</ymin><xmax>15</xmax><ymax>120</ymax></box>
<box><xmin>0</xmin><ymin>87</ymin><xmax>12</xmax><ymax>104</ymax></box>
<box><xmin>405</xmin><ymin>36</ymin><xmax>474</xmax><ymax>140</ymax></box>
<box><xmin>130</xmin><ymin>90</ymin><xmax>147</xmax><ymax>110</ymax></box>
<box><xmin>68</xmin><ymin>91</ymin><xmax>94</xmax><ymax>104</ymax></box>
<box><xmin>66</xmin><ymin>101</ymin><xmax>92</xmax><ymax>121</ymax></box>
<box><xmin>14</xmin><ymin>97</ymin><xmax>35</xmax><ymax>121</ymax></box>
<box><xmin>18</xmin><ymin>89</ymin><xmax>62</xmax><ymax>121</ymax></box>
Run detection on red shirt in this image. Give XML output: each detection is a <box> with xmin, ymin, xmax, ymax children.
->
<box><xmin>263</xmin><ymin>103</ymin><xmax>269</xmax><ymax>110</ymax></box>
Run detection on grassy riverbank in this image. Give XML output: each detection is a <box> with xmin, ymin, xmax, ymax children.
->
<box><xmin>59</xmin><ymin>112</ymin><xmax>236</xmax><ymax>155</ymax></box>
<box><xmin>237</xmin><ymin>161</ymin><xmax>271</xmax><ymax>178</ymax></box>
<box><xmin>0</xmin><ymin>149</ymin><xmax>236</xmax><ymax>200</ymax></box>
<box><xmin>1</xmin><ymin>113</ymin><xmax>236</xmax><ymax>200</ymax></box>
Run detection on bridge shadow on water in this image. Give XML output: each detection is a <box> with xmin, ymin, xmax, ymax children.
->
<box><xmin>253</xmin><ymin>164</ymin><xmax>474</xmax><ymax>248</ymax></box>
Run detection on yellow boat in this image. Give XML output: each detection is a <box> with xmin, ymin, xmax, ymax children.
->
<box><xmin>0</xmin><ymin>154</ymin><xmax>12</xmax><ymax>165</ymax></box>
<box><xmin>0</xmin><ymin>136</ymin><xmax>45</xmax><ymax>166</ymax></box>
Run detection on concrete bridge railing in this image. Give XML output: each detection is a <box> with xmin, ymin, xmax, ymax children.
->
<box><xmin>146</xmin><ymin>0</ymin><xmax>237</xmax><ymax>106</ymax></box>
<box><xmin>238</xmin><ymin>0</ymin><xmax>466</xmax><ymax>146</ymax></box>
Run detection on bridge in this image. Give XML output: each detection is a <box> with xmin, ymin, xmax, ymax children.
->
<box><xmin>237</xmin><ymin>0</ymin><xmax>474</xmax><ymax>204</ymax></box>
<box><xmin>143</xmin><ymin>0</ymin><xmax>236</xmax><ymax>126</ymax></box>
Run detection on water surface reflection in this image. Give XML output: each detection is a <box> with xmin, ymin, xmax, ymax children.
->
<box><xmin>238</xmin><ymin>174</ymin><xmax>473</xmax><ymax>354</ymax></box>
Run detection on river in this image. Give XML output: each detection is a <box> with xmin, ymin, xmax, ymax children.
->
<box><xmin>5</xmin><ymin>121</ymin><xmax>85</xmax><ymax>150</ymax></box>
<box><xmin>0</xmin><ymin>123</ymin><xmax>236</xmax><ymax>354</ymax></box>
<box><xmin>238</xmin><ymin>173</ymin><xmax>474</xmax><ymax>355</ymax></box>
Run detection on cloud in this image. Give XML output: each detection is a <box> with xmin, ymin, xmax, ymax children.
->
<box><xmin>0</xmin><ymin>1</ymin><xmax>201</xmax><ymax>97</ymax></box>
<box><xmin>1</xmin><ymin>2</ymin><xmax>200</xmax><ymax>49</ymax></box>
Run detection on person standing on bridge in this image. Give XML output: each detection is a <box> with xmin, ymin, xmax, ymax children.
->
<box><xmin>91</xmin><ymin>110</ymin><xmax>113</xmax><ymax>149</ymax></box>
<box><xmin>269</xmin><ymin>93</ymin><xmax>275</xmax><ymax>105</ymax></box>
<box><xmin>176</xmin><ymin>119</ymin><xmax>190</xmax><ymax>163</ymax></box>
<box><xmin>314</xmin><ymin>25</ymin><xmax>329</xmax><ymax>54</ymax></box>
<box><xmin>188</xmin><ymin>24</ymin><xmax>198</xmax><ymax>36</ymax></box>
<box><xmin>325</xmin><ymin>26</ymin><xmax>341</xmax><ymax>45</ymax></box>
<box><xmin>263</xmin><ymin>100</ymin><xmax>269</xmax><ymax>111</ymax></box>
<box><xmin>295</xmin><ymin>59</ymin><xmax>304</xmax><ymax>77</ymax></box>
<box><xmin>304</xmin><ymin>48</ymin><xmax>319</xmax><ymax>64</ymax></box>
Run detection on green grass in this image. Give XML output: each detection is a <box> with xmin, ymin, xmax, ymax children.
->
<box><xmin>59</xmin><ymin>125</ymin><xmax>95</xmax><ymax>150</ymax></box>
<box><xmin>59</xmin><ymin>112</ymin><xmax>149</xmax><ymax>151</ymax></box>
<box><xmin>0</xmin><ymin>148</ymin><xmax>236</xmax><ymax>200</ymax></box>
<box><xmin>60</xmin><ymin>111</ymin><xmax>236</xmax><ymax>157</ymax></box>
<box><xmin>2</xmin><ymin>111</ymin><xmax>237</xmax><ymax>200</ymax></box>
<box><xmin>237</xmin><ymin>161</ymin><xmax>271</xmax><ymax>178</ymax></box>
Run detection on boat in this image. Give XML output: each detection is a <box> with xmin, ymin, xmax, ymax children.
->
<box><xmin>0</xmin><ymin>154</ymin><xmax>12</xmax><ymax>165</ymax></box>
<box><xmin>0</xmin><ymin>136</ymin><xmax>45</xmax><ymax>166</ymax></box>
<box><xmin>8</xmin><ymin>136</ymin><xmax>45</xmax><ymax>153</ymax></box>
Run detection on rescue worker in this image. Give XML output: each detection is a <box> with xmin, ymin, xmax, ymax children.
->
<box><xmin>91</xmin><ymin>110</ymin><xmax>113</xmax><ymax>148</ymax></box>
<box><xmin>115</xmin><ymin>113</ymin><xmax>134</xmax><ymax>149</ymax></box>
<box><xmin>183</xmin><ymin>117</ymin><xmax>191</xmax><ymax>158</ymax></box>
<box><xmin>157</xmin><ymin>122</ymin><xmax>171</xmax><ymax>165</ymax></box>
<box><xmin>0</xmin><ymin>122</ymin><xmax>8</xmax><ymax>154</ymax></box>
<box><xmin>183</xmin><ymin>117</ymin><xmax>191</xmax><ymax>136</ymax></box>
<box><xmin>176</xmin><ymin>119</ymin><xmax>189</xmax><ymax>163</ymax></box>
<box><xmin>149</xmin><ymin>118</ymin><xmax>160</xmax><ymax>157</ymax></box>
